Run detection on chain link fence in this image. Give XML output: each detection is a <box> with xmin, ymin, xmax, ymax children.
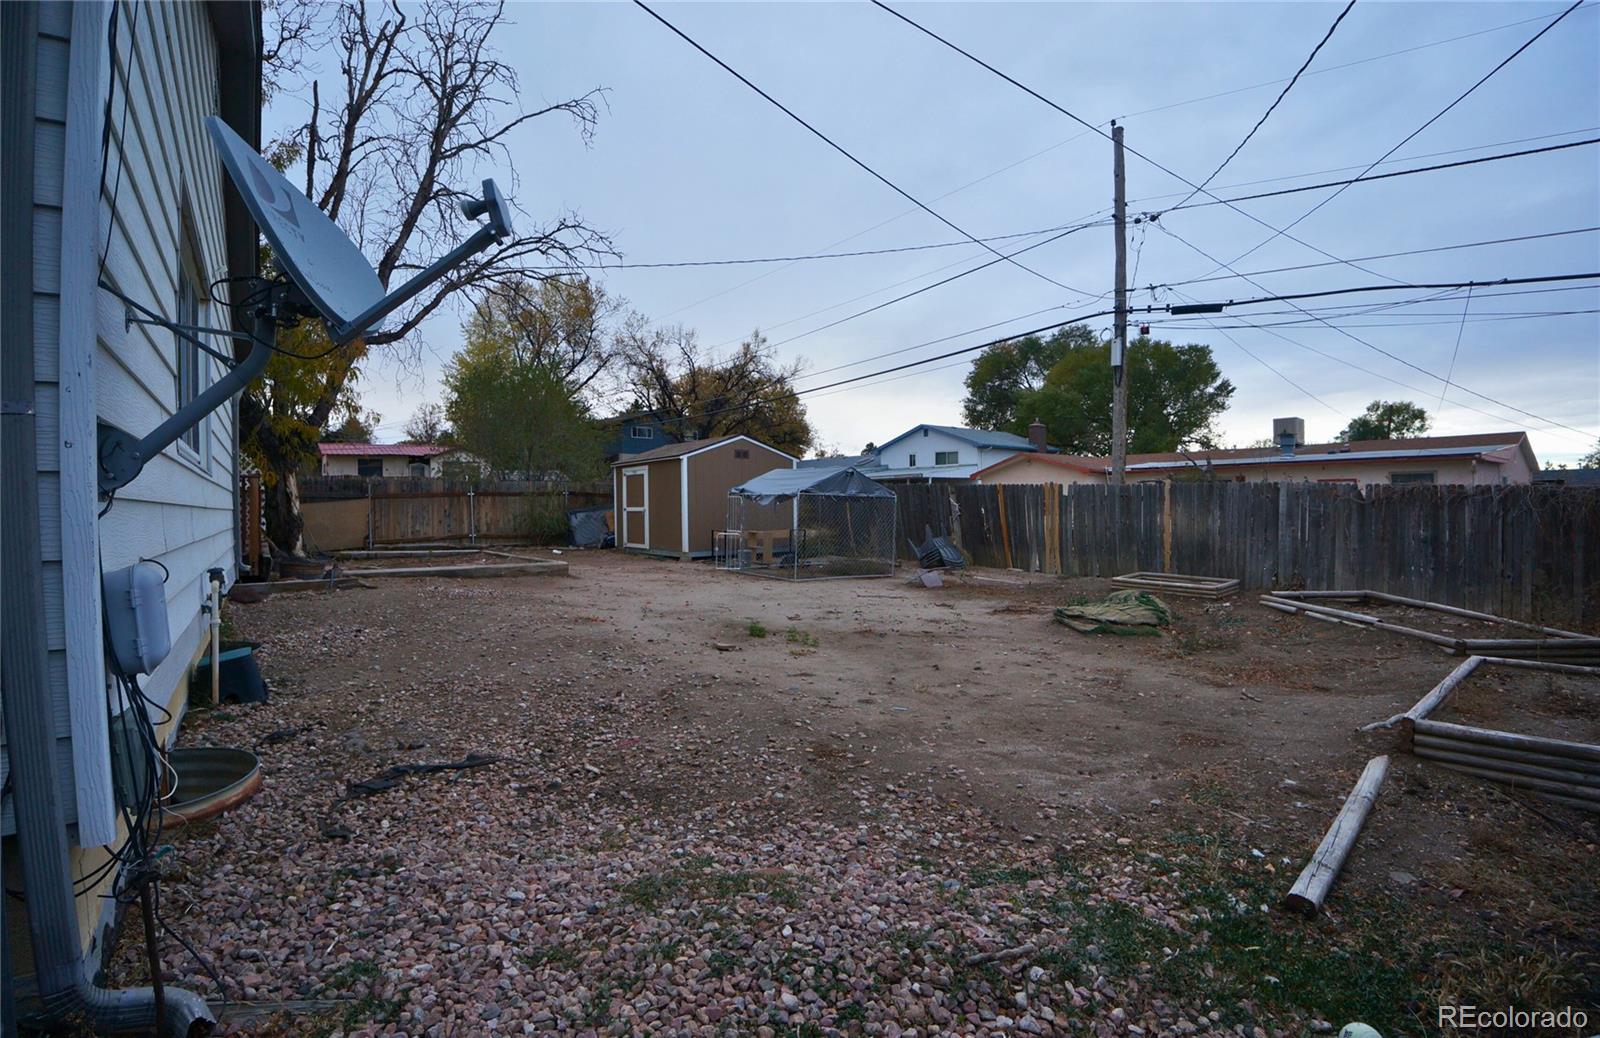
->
<box><xmin>715</xmin><ymin>492</ymin><xmax>897</xmax><ymax>579</ymax></box>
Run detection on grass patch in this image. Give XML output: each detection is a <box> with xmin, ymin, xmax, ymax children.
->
<box><xmin>747</xmin><ymin>621</ymin><xmax>768</xmax><ymax>638</ymax></box>
<box><xmin>519</xmin><ymin>943</ymin><xmax>581</xmax><ymax>971</ymax></box>
<box><xmin>620</xmin><ymin>856</ymin><xmax>802</xmax><ymax>910</ymax></box>
<box><xmin>785</xmin><ymin>627</ymin><xmax>819</xmax><ymax>647</ymax></box>
<box><xmin>967</xmin><ymin>863</ymin><xmax>1041</xmax><ymax>887</ymax></box>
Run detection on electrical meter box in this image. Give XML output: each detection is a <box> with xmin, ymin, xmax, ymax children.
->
<box><xmin>103</xmin><ymin>561</ymin><xmax>171</xmax><ymax>676</ymax></box>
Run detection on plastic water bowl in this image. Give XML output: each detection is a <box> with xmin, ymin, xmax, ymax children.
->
<box><xmin>163</xmin><ymin>747</ymin><xmax>262</xmax><ymax>826</ymax></box>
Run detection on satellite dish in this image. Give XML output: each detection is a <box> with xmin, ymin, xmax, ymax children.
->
<box><xmin>95</xmin><ymin>118</ymin><xmax>519</xmax><ymax>495</ymax></box>
<box><xmin>206</xmin><ymin>117</ymin><xmax>386</xmax><ymax>342</ymax></box>
<box><xmin>205</xmin><ymin>115</ymin><xmax>515</xmax><ymax>346</ymax></box>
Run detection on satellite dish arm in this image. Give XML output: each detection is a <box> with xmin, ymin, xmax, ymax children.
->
<box><xmin>97</xmin><ymin>283</ymin><xmax>293</xmax><ymax>494</ymax></box>
<box><xmin>331</xmin><ymin>223</ymin><xmax>501</xmax><ymax>345</ymax></box>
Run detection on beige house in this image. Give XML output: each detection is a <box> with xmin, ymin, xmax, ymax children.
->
<box><xmin>975</xmin><ymin>425</ymin><xmax>1539</xmax><ymax>487</ymax></box>
<box><xmin>318</xmin><ymin>442</ymin><xmax>475</xmax><ymax>478</ymax></box>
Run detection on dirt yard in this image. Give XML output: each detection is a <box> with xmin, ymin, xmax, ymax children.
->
<box><xmin>116</xmin><ymin>551</ymin><xmax>1599</xmax><ymax>1036</ymax></box>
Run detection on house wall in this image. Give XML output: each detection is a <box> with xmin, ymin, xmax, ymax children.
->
<box><xmin>1136</xmin><ymin>457</ymin><xmax>1518</xmax><ymax>486</ymax></box>
<box><xmin>685</xmin><ymin>442</ymin><xmax>794</xmax><ymax>555</ymax></box>
<box><xmin>10</xmin><ymin>0</ymin><xmax>242</xmax><ymax>964</ymax></box>
<box><xmin>873</xmin><ymin>429</ymin><xmax>1028</xmax><ymax>481</ymax></box>
<box><xmin>977</xmin><ymin>457</ymin><xmax>1103</xmax><ymax>486</ymax></box>
<box><xmin>322</xmin><ymin>454</ymin><xmax>430</xmax><ymax>478</ymax></box>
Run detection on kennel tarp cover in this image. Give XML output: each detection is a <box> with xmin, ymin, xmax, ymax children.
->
<box><xmin>729</xmin><ymin>466</ymin><xmax>895</xmax><ymax>505</ymax></box>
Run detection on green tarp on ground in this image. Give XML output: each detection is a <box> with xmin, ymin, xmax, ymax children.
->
<box><xmin>1053</xmin><ymin>590</ymin><xmax>1174</xmax><ymax>635</ymax></box>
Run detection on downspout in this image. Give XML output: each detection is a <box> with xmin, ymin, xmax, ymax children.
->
<box><xmin>1</xmin><ymin>4</ymin><xmax>212</xmax><ymax>1033</ymax></box>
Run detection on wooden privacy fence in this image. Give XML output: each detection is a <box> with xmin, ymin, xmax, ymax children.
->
<box><xmin>894</xmin><ymin>481</ymin><xmax>1599</xmax><ymax>627</ymax></box>
<box><xmin>299</xmin><ymin>477</ymin><xmax>612</xmax><ymax>551</ymax></box>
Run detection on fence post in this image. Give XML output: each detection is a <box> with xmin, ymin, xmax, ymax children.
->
<box><xmin>365</xmin><ymin>478</ymin><xmax>374</xmax><ymax>549</ymax></box>
<box><xmin>468</xmin><ymin>488</ymin><xmax>477</xmax><ymax>545</ymax></box>
<box><xmin>1161</xmin><ymin>480</ymin><xmax>1173</xmax><ymax>573</ymax></box>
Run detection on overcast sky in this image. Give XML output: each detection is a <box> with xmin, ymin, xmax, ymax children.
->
<box><xmin>267</xmin><ymin>1</ymin><xmax>1600</xmax><ymax>465</ymax></box>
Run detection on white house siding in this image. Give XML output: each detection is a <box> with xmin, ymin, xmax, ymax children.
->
<box><xmin>872</xmin><ymin>428</ymin><xmax>1030</xmax><ymax>482</ymax></box>
<box><xmin>322</xmin><ymin>454</ymin><xmax>433</xmax><ymax>477</ymax></box>
<box><xmin>94</xmin><ymin>0</ymin><xmax>239</xmax><ymax>732</ymax></box>
<box><xmin>5</xmin><ymin>0</ymin><xmax>238</xmax><ymax>867</ymax></box>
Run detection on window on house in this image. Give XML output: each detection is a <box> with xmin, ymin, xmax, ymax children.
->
<box><xmin>1390</xmin><ymin>472</ymin><xmax>1435</xmax><ymax>485</ymax></box>
<box><xmin>408</xmin><ymin>462</ymin><xmax>428</xmax><ymax>477</ymax></box>
<box><xmin>935</xmin><ymin>450</ymin><xmax>959</xmax><ymax>466</ymax></box>
<box><xmin>357</xmin><ymin>458</ymin><xmax>383</xmax><ymax>478</ymax></box>
<box><xmin>629</xmin><ymin>426</ymin><xmax>653</xmax><ymax>439</ymax></box>
<box><xmin>174</xmin><ymin>239</ymin><xmax>204</xmax><ymax>454</ymax></box>
<box><xmin>908</xmin><ymin>453</ymin><xmax>917</xmax><ymax>467</ymax></box>
<box><xmin>734</xmin><ymin>448</ymin><xmax>750</xmax><ymax>459</ymax></box>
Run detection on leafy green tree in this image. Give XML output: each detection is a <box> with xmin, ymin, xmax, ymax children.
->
<box><xmin>442</xmin><ymin>299</ymin><xmax>607</xmax><ymax>481</ymax></box>
<box><xmin>1010</xmin><ymin>336</ymin><xmax>1234</xmax><ymax>454</ymax></box>
<box><xmin>1579</xmin><ymin>439</ymin><xmax>1600</xmax><ymax>468</ymax></box>
<box><xmin>961</xmin><ymin>325</ymin><xmax>1099</xmax><ymax>430</ymax></box>
<box><xmin>1338</xmin><ymin>400</ymin><xmax>1431</xmax><ymax>442</ymax></box>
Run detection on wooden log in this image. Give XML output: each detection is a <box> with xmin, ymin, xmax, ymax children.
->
<box><xmin>1428</xmin><ymin>760</ymin><xmax>1600</xmax><ymax>802</ymax></box>
<box><xmin>1259</xmin><ymin>596</ymin><xmax>1463</xmax><ymax>648</ymax></box>
<box><xmin>1412</xmin><ymin>718</ymin><xmax>1600</xmax><ymax>765</ymax></box>
<box><xmin>1361</xmin><ymin>656</ymin><xmax>1485</xmax><ymax>731</ymax></box>
<box><xmin>1414</xmin><ymin>744</ymin><xmax>1600</xmax><ymax>788</ymax></box>
<box><xmin>1270</xmin><ymin>590</ymin><xmax>1369</xmax><ymax>601</ymax></box>
<box><xmin>335</xmin><ymin>548</ymin><xmax>478</xmax><ymax>559</ymax></box>
<box><xmin>1361</xmin><ymin>591</ymin><xmax>1588</xmax><ymax>638</ymax></box>
<box><xmin>1457</xmin><ymin>637</ymin><xmax>1600</xmax><ymax>651</ymax></box>
<box><xmin>1413</xmin><ymin>734</ymin><xmax>1600</xmax><ymax>776</ymax></box>
<box><xmin>1474</xmin><ymin>656</ymin><xmax>1600</xmax><ymax>676</ymax></box>
<box><xmin>354</xmin><ymin>561</ymin><xmax>569</xmax><ymax>579</ymax></box>
<box><xmin>1283</xmin><ymin>755</ymin><xmax>1390</xmax><ymax>917</ymax></box>
<box><xmin>1536</xmin><ymin>792</ymin><xmax>1600</xmax><ymax>815</ymax></box>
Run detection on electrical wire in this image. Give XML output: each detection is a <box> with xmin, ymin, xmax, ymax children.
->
<box><xmin>1154</xmin><ymin>222</ymin><xmax>1598</xmax><ymax>442</ymax></box>
<box><xmin>1436</xmin><ymin>286</ymin><xmax>1474</xmax><ymax>412</ymax></box>
<box><xmin>1169</xmin><ymin>0</ymin><xmax>1358</xmax><ymax>212</ymax></box>
<box><xmin>1197</xmin><ymin>0</ymin><xmax>1590</xmax><ymax>276</ymax></box>
<box><xmin>1165</xmin><ymin>287</ymin><xmax>1343</xmax><ymax>416</ymax></box>
<box><xmin>631</xmin><ymin>0</ymin><xmax>1090</xmax><ymax>297</ymax></box>
<box><xmin>868</xmin><ymin>0</ymin><xmax>1414</xmax><ymax>286</ymax></box>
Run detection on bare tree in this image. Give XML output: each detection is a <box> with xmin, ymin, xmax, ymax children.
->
<box><xmin>402</xmin><ymin>402</ymin><xmax>448</xmax><ymax>444</ymax></box>
<box><xmin>619</xmin><ymin>324</ymin><xmax>814</xmax><ymax>456</ymax></box>
<box><xmin>246</xmin><ymin>0</ymin><xmax>613</xmax><ymax>552</ymax></box>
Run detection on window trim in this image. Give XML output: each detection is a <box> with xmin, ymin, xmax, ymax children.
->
<box><xmin>908</xmin><ymin>453</ymin><xmax>917</xmax><ymax>467</ymax></box>
<box><xmin>629</xmin><ymin>425</ymin><xmax>653</xmax><ymax>439</ymax></box>
<box><xmin>173</xmin><ymin>217</ymin><xmax>208</xmax><ymax>464</ymax></box>
<box><xmin>934</xmin><ymin>450</ymin><xmax>960</xmax><ymax>466</ymax></box>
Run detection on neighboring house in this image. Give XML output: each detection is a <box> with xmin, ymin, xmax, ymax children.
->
<box><xmin>3</xmin><ymin>0</ymin><xmax>260</xmax><ymax>1025</ymax></box>
<box><xmin>318</xmin><ymin>441</ymin><xmax>472</xmax><ymax>478</ymax></box>
<box><xmin>866</xmin><ymin>422</ymin><xmax>1051</xmax><ymax>482</ymax></box>
<box><xmin>612</xmin><ymin>435</ymin><xmax>796</xmax><ymax>558</ymax></box>
<box><xmin>601</xmin><ymin>409</ymin><xmax>677</xmax><ymax>461</ymax></box>
<box><xmin>1534</xmin><ymin>468</ymin><xmax>1600</xmax><ymax>487</ymax></box>
<box><xmin>798</xmin><ymin>452</ymin><xmax>877</xmax><ymax>471</ymax></box>
<box><xmin>973</xmin><ymin>419</ymin><xmax>1541</xmax><ymax>486</ymax></box>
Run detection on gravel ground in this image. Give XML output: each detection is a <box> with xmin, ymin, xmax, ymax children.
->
<box><xmin>112</xmin><ymin>555</ymin><xmax>1599</xmax><ymax>1036</ymax></box>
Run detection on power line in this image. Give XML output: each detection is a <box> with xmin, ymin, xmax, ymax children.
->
<box><xmin>1166</xmin><ymin>287</ymin><xmax>1343</xmax><ymax>416</ymax></box>
<box><xmin>1166</xmin><ymin>137</ymin><xmax>1599</xmax><ymax>214</ymax></box>
<box><xmin>1170</xmin><ymin>0</ymin><xmax>1357</xmax><ymax>211</ymax></box>
<box><xmin>1202</xmin><ymin>0</ymin><xmax>1589</xmax><ymax>276</ymax></box>
<box><xmin>1437</xmin><ymin>286</ymin><xmax>1474</xmax><ymax>412</ymax></box>
<box><xmin>649</xmin><ymin>9</ymin><xmax>1595</xmax><ymax>323</ymax></box>
<box><xmin>1154</xmin><ymin>222</ymin><xmax>1598</xmax><ymax>441</ymax></box>
<box><xmin>1150</xmin><ymin>226</ymin><xmax>1600</xmax><ymax>293</ymax></box>
<box><xmin>632</xmin><ymin>0</ymin><xmax>1089</xmax><ymax>296</ymax></box>
<box><xmin>869</xmin><ymin>0</ymin><xmax>1413</xmax><ymax>287</ymax></box>
<box><xmin>767</xmin><ymin>221</ymin><xmax>1103</xmax><ymax>350</ymax></box>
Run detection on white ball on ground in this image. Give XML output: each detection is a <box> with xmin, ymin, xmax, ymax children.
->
<box><xmin>1338</xmin><ymin>1025</ymin><xmax>1382</xmax><ymax>1038</ymax></box>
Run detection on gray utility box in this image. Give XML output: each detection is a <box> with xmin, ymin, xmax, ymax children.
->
<box><xmin>102</xmin><ymin>561</ymin><xmax>171</xmax><ymax>676</ymax></box>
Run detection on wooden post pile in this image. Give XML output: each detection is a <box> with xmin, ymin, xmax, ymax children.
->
<box><xmin>1261</xmin><ymin>589</ymin><xmax>1600</xmax><ymax>662</ymax></box>
<box><xmin>1112</xmin><ymin>571</ymin><xmax>1239</xmax><ymax>599</ymax></box>
<box><xmin>1402</xmin><ymin>719</ymin><xmax>1600</xmax><ymax>814</ymax></box>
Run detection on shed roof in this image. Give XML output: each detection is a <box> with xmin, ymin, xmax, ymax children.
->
<box><xmin>612</xmin><ymin>434</ymin><xmax>795</xmax><ymax>465</ymax></box>
<box><xmin>731</xmin><ymin>466</ymin><xmax>895</xmax><ymax>504</ymax></box>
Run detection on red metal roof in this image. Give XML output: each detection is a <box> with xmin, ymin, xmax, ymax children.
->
<box><xmin>318</xmin><ymin>442</ymin><xmax>454</xmax><ymax>457</ymax></box>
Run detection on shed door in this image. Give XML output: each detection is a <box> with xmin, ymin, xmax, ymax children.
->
<box><xmin>621</xmin><ymin>466</ymin><xmax>648</xmax><ymax>548</ymax></box>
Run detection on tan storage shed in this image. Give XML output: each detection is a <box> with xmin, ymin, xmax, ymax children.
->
<box><xmin>613</xmin><ymin>435</ymin><xmax>796</xmax><ymax>559</ymax></box>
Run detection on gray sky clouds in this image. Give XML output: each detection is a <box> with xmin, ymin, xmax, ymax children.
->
<box><xmin>271</xmin><ymin>1</ymin><xmax>1600</xmax><ymax>465</ymax></box>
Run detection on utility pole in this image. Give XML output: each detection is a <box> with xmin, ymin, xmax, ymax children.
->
<box><xmin>1110</xmin><ymin>121</ymin><xmax>1128</xmax><ymax>485</ymax></box>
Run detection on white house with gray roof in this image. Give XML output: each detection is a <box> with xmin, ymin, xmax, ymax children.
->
<box><xmin>861</xmin><ymin>422</ymin><xmax>1051</xmax><ymax>482</ymax></box>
